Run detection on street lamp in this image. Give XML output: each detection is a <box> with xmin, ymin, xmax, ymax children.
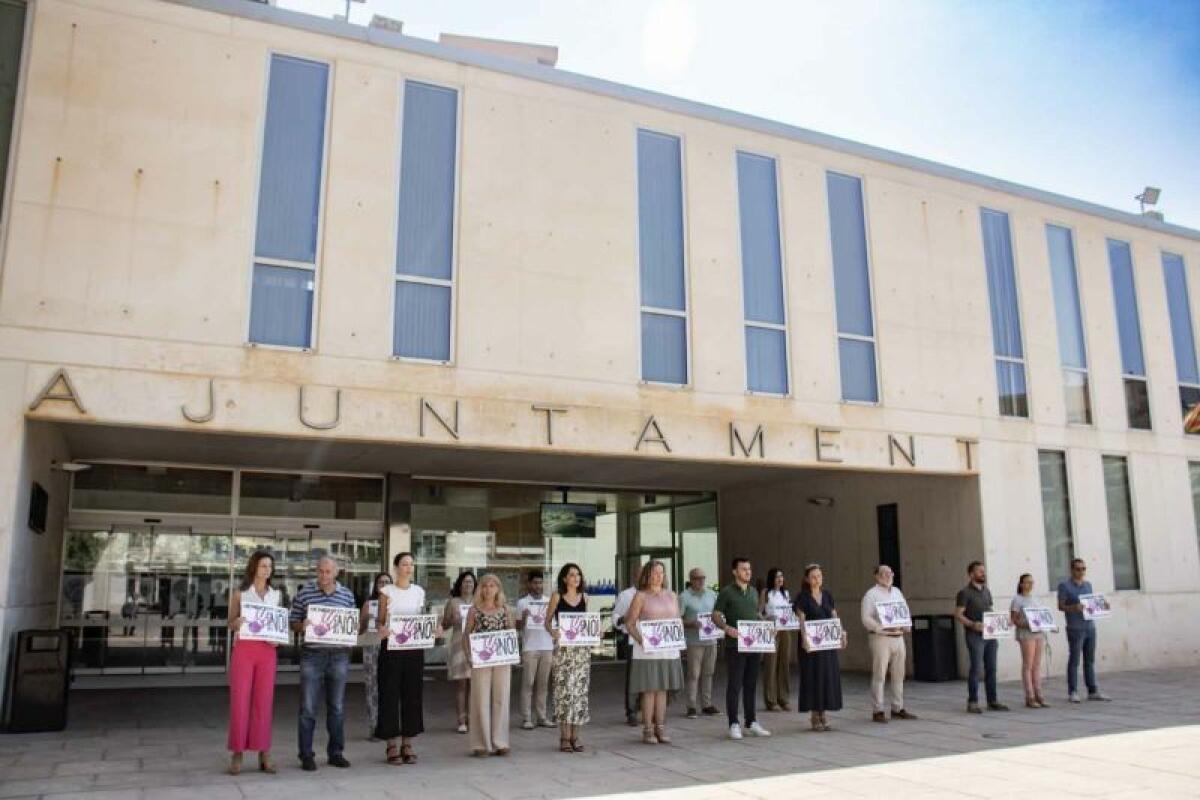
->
<box><xmin>1135</xmin><ymin>186</ymin><xmax>1161</xmax><ymax>214</ymax></box>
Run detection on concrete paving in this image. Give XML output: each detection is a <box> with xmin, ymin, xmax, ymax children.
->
<box><xmin>1</xmin><ymin>664</ymin><xmax>1197</xmax><ymax>799</ymax></box>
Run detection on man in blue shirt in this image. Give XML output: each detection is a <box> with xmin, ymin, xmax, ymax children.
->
<box><xmin>1056</xmin><ymin>558</ymin><xmax>1110</xmax><ymax>703</ymax></box>
<box><xmin>290</xmin><ymin>555</ymin><xmax>358</xmax><ymax>771</ymax></box>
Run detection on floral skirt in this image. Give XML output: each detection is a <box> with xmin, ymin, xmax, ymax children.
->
<box><xmin>552</xmin><ymin>646</ymin><xmax>591</xmax><ymax>725</ymax></box>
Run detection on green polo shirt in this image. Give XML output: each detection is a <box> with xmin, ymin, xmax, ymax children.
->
<box><xmin>713</xmin><ymin>582</ymin><xmax>758</xmax><ymax>628</ymax></box>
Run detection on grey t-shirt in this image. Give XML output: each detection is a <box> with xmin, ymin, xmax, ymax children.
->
<box><xmin>955</xmin><ymin>582</ymin><xmax>993</xmax><ymax>625</ymax></box>
<box><xmin>1010</xmin><ymin>593</ymin><xmax>1044</xmax><ymax>641</ymax></box>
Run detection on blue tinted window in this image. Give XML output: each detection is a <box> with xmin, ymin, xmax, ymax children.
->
<box><xmin>1046</xmin><ymin>225</ymin><xmax>1088</xmax><ymax>369</ymax></box>
<box><xmin>249</xmin><ymin>265</ymin><xmax>314</xmax><ymax>348</ymax></box>
<box><xmin>637</xmin><ymin>130</ymin><xmax>686</xmax><ymax>312</ymax></box>
<box><xmin>1107</xmin><ymin>240</ymin><xmax>1146</xmax><ymax>377</ymax></box>
<box><xmin>980</xmin><ymin>210</ymin><xmax>1024</xmax><ymax>359</ymax></box>
<box><xmin>641</xmin><ymin>312</ymin><xmax>687</xmax><ymax>384</ymax></box>
<box><xmin>396</xmin><ymin>82</ymin><xmax>458</xmax><ymax>280</ymax></box>
<box><xmin>254</xmin><ymin>55</ymin><xmax>328</xmax><ymax>264</ymax></box>
<box><xmin>737</xmin><ymin>152</ymin><xmax>785</xmax><ymax>325</ymax></box>
<box><xmin>393</xmin><ymin>281</ymin><xmax>451</xmax><ymax>361</ymax></box>
<box><xmin>746</xmin><ymin>326</ymin><xmax>787</xmax><ymax>394</ymax></box>
<box><xmin>838</xmin><ymin>338</ymin><xmax>878</xmax><ymax>403</ymax></box>
<box><xmin>1163</xmin><ymin>252</ymin><xmax>1200</xmax><ymax>384</ymax></box>
<box><xmin>826</xmin><ymin>173</ymin><xmax>874</xmax><ymax>338</ymax></box>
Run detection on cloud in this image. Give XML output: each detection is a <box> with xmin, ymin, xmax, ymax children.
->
<box><xmin>642</xmin><ymin>0</ymin><xmax>699</xmax><ymax>80</ymax></box>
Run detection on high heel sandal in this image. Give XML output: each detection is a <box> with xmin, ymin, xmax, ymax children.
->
<box><xmin>819</xmin><ymin>712</ymin><xmax>831</xmax><ymax>732</ymax></box>
<box><xmin>560</xmin><ymin>737</ymin><xmax>574</xmax><ymax>753</ymax></box>
<box><xmin>570</xmin><ymin>737</ymin><xmax>585</xmax><ymax>752</ymax></box>
<box><xmin>641</xmin><ymin>728</ymin><xmax>657</xmax><ymax>745</ymax></box>
<box><xmin>654</xmin><ymin>725</ymin><xmax>671</xmax><ymax>744</ymax></box>
<box><xmin>386</xmin><ymin>742</ymin><xmax>404</xmax><ymax>765</ymax></box>
<box><xmin>258</xmin><ymin>753</ymin><xmax>277</xmax><ymax>774</ymax></box>
<box><xmin>810</xmin><ymin>715</ymin><xmax>822</xmax><ymax>731</ymax></box>
<box><xmin>228</xmin><ymin>752</ymin><xmax>243</xmax><ymax>775</ymax></box>
<box><xmin>400</xmin><ymin>744</ymin><xmax>417</xmax><ymax>764</ymax></box>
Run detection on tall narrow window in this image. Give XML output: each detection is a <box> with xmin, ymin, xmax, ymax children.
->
<box><xmin>1162</xmin><ymin>252</ymin><xmax>1200</xmax><ymax>433</ymax></box>
<box><xmin>1108</xmin><ymin>240</ymin><xmax>1151</xmax><ymax>429</ymax></box>
<box><xmin>1102</xmin><ymin>456</ymin><xmax>1140</xmax><ymax>591</ymax></box>
<box><xmin>1046</xmin><ymin>225</ymin><xmax>1091</xmax><ymax>424</ymax></box>
<box><xmin>737</xmin><ymin>152</ymin><xmax>787</xmax><ymax>394</ymax></box>
<box><xmin>826</xmin><ymin>172</ymin><xmax>878</xmax><ymax>402</ymax></box>
<box><xmin>980</xmin><ymin>209</ymin><xmax>1028</xmax><ymax>417</ymax></box>
<box><xmin>394</xmin><ymin>81</ymin><xmax>458</xmax><ymax>362</ymax></box>
<box><xmin>0</xmin><ymin>0</ymin><xmax>27</xmax><ymax>217</ymax></box>
<box><xmin>248</xmin><ymin>54</ymin><xmax>329</xmax><ymax>349</ymax></box>
<box><xmin>637</xmin><ymin>129</ymin><xmax>688</xmax><ymax>385</ymax></box>
<box><xmin>1191</xmin><ymin>462</ymin><xmax>1200</xmax><ymax>558</ymax></box>
<box><xmin>1038</xmin><ymin>450</ymin><xmax>1075</xmax><ymax>586</ymax></box>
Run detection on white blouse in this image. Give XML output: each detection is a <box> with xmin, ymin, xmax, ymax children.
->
<box><xmin>381</xmin><ymin>583</ymin><xmax>426</xmax><ymax>616</ymax></box>
<box><xmin>240</xmin><ymin>586</ymin><xmax>281</xmax><ymax>607</ymax></box>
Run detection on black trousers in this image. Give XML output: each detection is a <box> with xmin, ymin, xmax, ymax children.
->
<box><xmin>724</xmin><ymin>643</ymin><xmax>761</xmax><ymax>727</ymax></box>
<box><xmin>375</xmin><ymin>646</ymin><xmax>424</xmax><ymax>739</ymax></box>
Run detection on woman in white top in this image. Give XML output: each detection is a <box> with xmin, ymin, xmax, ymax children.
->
<box><xmin>758</xmin><ymin>567</ymin><xmax>793</xmax><ymax>711</ymax></box>
<box><xmin>358</xmin><ymin>572</ymin><xmax>391</xmax><ymax>739</ymax></box>
<box><xmin>1010</xmin><ymin>573</ymin><xmax>1049</xmax><ymax>709</ymax></box>
<box><xmin>226</xmin><ymin>550</ymin><xmax>282</xmax><ymax>775</ymax></box>
<box><xmin>376</xmin><ymin>552</ymin><xmax>440</xmax><ymax>764</ymax></box>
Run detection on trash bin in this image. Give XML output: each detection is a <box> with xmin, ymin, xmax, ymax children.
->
<box><xmin>911</xmin><ymin>614</ymin><xmax>957</xmax><ymax>682</ymax></box>
<box><xmin>3</xmin><ymin>629</ymin><xmax>71</xmax><ymax>732</ymax></box>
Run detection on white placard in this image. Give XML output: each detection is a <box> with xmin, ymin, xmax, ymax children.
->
<box><xmin>1023</xmin><ymin>605</ymin><xmax>1058</xmax><ymax>633</ymax></box>
<box><xmin>803</xmin><ymin>618</ymin><xmax>844</xmax><ymax>652</ymax></box>
<box><xmin>239</xmin><ymin>602</ymin><xmax>290</xmax><ymax>645</ymax></box>
<box><xmin>772</xmin><ymin>606</ymin><xmax>801</xmax><ymax>631</ymax></box>
<box><xmin>461</xmin><ymin>611</ymin><xmax>470</xmax><ymax>633</ymax></box>
<box><xmin>696</xmin><ymin>612</ymin><xmax>722</xmax><ymax>642</ymax></box>
<box><xmin>387</xmin><ymin>613</ymin><xmax>437</xmax><ymax>650</ymax></box>
<box><xmin>524</xmin><ymin>599</ymin><xmax>549</xmax><ymax>627</ymax></box>
<box><xmin>1080</xmin><ymin>593</ymin><xmax>1112</xmax><ymax>620</ymax></box>
<box><xmin>982</xmin><ymin>611</ymin><xmax>1014</xmax><ymax>640</ymax></box>
<box><xmin>306</xmin><ymin>604</ymin><xmax>359</xmax><ymax>647</ymax></box>
<box><xmin>558</xmin><ymin>612</ymin><xmax>602</xmax><ymax>647</ymax></box>
<box><xmin>469</xmin><ymin>629</ymin><xmax>521</xmax><ymax>667</ymax></box>
<box><xmin>875</xmin><ymin>600</ymin><xmax>913</xmax><ymax>629</ymax></box>
<box><xmin>638</xmin><ymin>618</ymin><xmax>687</xmax><ymax>653</ymax></box>
<box><xmin>737</xmin><ymin>620</ymin><xmax>777</xmax><ymax>653</ymax></box>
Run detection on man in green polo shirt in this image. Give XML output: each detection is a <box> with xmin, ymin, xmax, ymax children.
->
<box><xmin>712</xmin><ymin>557</ymin><xmax>771</xmax><ymax>740</ymax></box>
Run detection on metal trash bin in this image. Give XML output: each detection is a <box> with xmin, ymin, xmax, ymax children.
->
<box><xmin>3</xmin><ymin>629</ymin><xmax>71</xmax><ymax>732</ymax></box>
<box><xmin>911</xmin><ymin>614</ymin><xmax>957</xmax><ymax>682</ymax></box>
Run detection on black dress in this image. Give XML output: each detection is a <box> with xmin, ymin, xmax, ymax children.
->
<box><xmin>793</xmin><ymin>589</ymin><xmax>843</xmax><ymax>712</ymax></box>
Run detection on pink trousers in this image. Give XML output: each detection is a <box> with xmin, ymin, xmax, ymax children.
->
<box><xmin>227</xmin><ymin>640</ymin><xmax>278</xmax><ymax>753</ymax></box>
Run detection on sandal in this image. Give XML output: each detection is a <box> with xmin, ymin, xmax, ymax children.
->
<box><xmin>228</xmin><ymin>752</ymin><xmax>242</xmax><ymax>776</ymax></box>
<box><xmin>494</xmin><ymin>748</ymin><xmax>510</xmax><ymax>757</ymax></box>
<box><xmin>386</xmin><ymin>743</ymin><xmax>404</xmax><ymax>765</ymax></box>
<box><xmin>400</xmin><ymin>744</ymin><xmax>417</xmax><ymax>765</ymax></box>
<box><xmin>654</xmin><ymin>725</ymin><xmax>671</xmax><ymax>744</ymax></box>
<box><xmin>570</xmin><ymin>737</ymin><xmax>585</xmax><ymax>752</ymax></box>
<box><xmin>560</xmin><ymin>737</ymin><xmax>574</xmax><ymax>753</ymax></box>
<box><xmin>258</xmin><ymin>753</ymin><xmax>277</xmax><ymax>774</ymax></box>
<box><xmin>642</xmin><ymin>728</ymin><xmax>657</xmax><ymax>745</ymax></box>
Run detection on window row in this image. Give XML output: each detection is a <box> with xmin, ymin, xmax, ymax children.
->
<box><xmin>249</xmin><ymin>55</ymin><xmax>1199</xmax><ymax>426</ymax></box>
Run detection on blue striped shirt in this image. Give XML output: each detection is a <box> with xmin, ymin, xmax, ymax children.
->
<box><xmin>290</xmin><ymin>581</ymin><xmax>357</xmax><ymax>648</ymax></box>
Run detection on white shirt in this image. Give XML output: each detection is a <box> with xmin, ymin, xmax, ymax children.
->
<box><xmin>240</xmin><ymin>586</ymin><xmax>281</xmax><ymax>608</ymax></box>
<box><xmin>516</xmin><ymin>594</ymin><xmax>554</xmax><ymax>652</ymax></box>
<box><xmin>381</xmin><ymin>583</ymin><xmax>426</xmax><ymax>616</ymax></box>
<box><xmin>861</xmin><ymin>584</ymin><xmax>907</xmax><ymax>634</ymax></box>
<box><xmin>765</xmin><ymin>588</ymin><xmax>791</xmax><ymax>612</ymax></box>
<box><xmin>612</xmin><ymin>586</ymin><xmax>638</xmax><ymax>634</ymax></box>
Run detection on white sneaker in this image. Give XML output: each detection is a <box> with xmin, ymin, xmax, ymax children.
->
<box><xmin>728</xmin><ymin>723</ymin><xmax>743</xmax><ymax>740</ymax></box>
<box><xmin>1068</xmin><ymin>692</ymin><xmax>1082</xmax><ymax>703</ymax></box>
<box><xmin>747</xmin><ymin>721</ymin><xmax>771</xmax><ymax>737</ymax></box>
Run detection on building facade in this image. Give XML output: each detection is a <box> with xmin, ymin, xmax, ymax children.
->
<box><xmin>1</xmin><ymin>0</ymin><xmax>1199</xmax><ymax>685</ymax></box>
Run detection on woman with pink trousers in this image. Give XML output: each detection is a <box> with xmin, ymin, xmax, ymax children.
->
<box><xmin>226</xmin><ymin>550</ymin><xmax>283</xmax><ymax>774</ymax></box>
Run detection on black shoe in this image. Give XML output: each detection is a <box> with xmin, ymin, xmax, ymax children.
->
<box><xmin>625</xmin><ymin>713</ymin><xmax>638</xmax><ymax>727</ymax></box>
<box><xmin>300</xmin><ymin>756</ymin><xmax>318</xmax><ymax>771</ymax></box>
<box><xmin>987</xmin><ymin>702</ymin><xmax>1009</xmax><ymax>712</ymax></box>
<box><xmin>328</xmin><ymin>754</ymin><xmax>351</xmax><ymax>768</ymax></box>
<box><xmin>701</xmin><ymin>706</ymin><xmax>721</xmax><ymax>716</ymax></box>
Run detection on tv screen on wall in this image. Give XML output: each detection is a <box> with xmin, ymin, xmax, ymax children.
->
<box><xmin>539</xmin><ymin>502</ymin><xmax>597</xmax><ymax>538</ymax></box>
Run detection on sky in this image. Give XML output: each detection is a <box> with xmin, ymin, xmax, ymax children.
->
<box><xmin>279</xmin><ymin>0</ymin><xmax>1200</xmax><ymax>230</ymax></box>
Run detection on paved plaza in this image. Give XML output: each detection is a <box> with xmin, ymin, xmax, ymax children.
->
<box><xmin>1</xmin><ymin>665</ymin><xmax>1197</xmax><ymax>799</ymax></box>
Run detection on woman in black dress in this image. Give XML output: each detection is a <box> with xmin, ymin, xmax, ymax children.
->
<box><xmin>793</xmin><ymin>563</ymin><xmax>845</xmax><ymax>731</ymax></box>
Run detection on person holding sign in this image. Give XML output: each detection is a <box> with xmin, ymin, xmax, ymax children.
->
<box><xmin>517</xmin><ymin>570</ymin><xmax>555</xmax><ymax>730</ymax></box>
<box><xmin>290</xmin><ymin>555</ymin><xmax>358</xmax><ymax>771</ymax></box>
<box><xmin>1010</xmin><ymin>573</ymin><xmax>1049</xmax><ymax>708</ymax></box>
<box><xmin>441</xmin><ymin>571</ymin><xmax>477</xmax><ymax>734</ymax></box>
<box><xmin>1056</xmin><ymin>559</ymin><xmax>1110</xmax><ymax>703</ymax></box>
<box><xmin>625</xmin><ymin>560</ymin><xmax>684</xmax><ymax>744</ymax></box>
<box><xmin>793</xmin><ymin>565</ymin><xmax>844</xmax><ymax>732</ymax></box>
<box><xmin>376</xmin><ymin>552</ymin><xmax>438</xmax><ymax>765</ymax></box>
<box><xmin>859</xmin><ymin>564</ymin><xmax>917</xmax><ymax>724</ymax></box>
<box><xmin>464</xmin><ymin>573</ymin><xmax>516</xmax><ymax>757</ymax></box>
<box><xmin>679</xmin><ymin>567</ymin><xmax>719</xmax><ymax>719</ymax></box>
<box><xmin>226</xmin><ymin>550</ymin><xmax>282</xmax><ymax>775</ymax></box>
<box><xmin>359</xmin><ymin>572</ymin><xmax>391</xmax><ymax>740</ymax></box>
<box><xmin>758</xmin><ymin>568</ymin><xmax>794</xmax><ymax>712</ymax></box>
<box><xmin>712</xmin><ymin>557</ymin><xmax>771</xmax><ymax>740</ymax></box>
<box><xmin>953</xmin><ymin>561</ymin><xmax>1008</xmax><ymax>714</ymax></box>
<box><xmin>546</xmin><ymin>563</ymin><xmax>591</xmax><ymax>752</ymax></box>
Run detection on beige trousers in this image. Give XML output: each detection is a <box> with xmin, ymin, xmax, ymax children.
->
<box><xmin>469</xmin><ymin>664</ymin><xmax>511</xmax><ymax>753</ymax></box>
<box><xmin>869</xmin><ymin>633</ymin><xmax>906</xmax><ymax>713</ymax></box>
<box><xmin>762</xmin><ymin>629</ymin><xmax>794</xmax><ymax>708</ymax></box>
<box><xmin>519</xmin><ymin>649</ymin><xmax>554</xmax><ymax>723</ymax></box>
<box><xmin>684</xmin><ymin>643</ymin><xmax>717</xmax><ymax>708</ymax></box>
